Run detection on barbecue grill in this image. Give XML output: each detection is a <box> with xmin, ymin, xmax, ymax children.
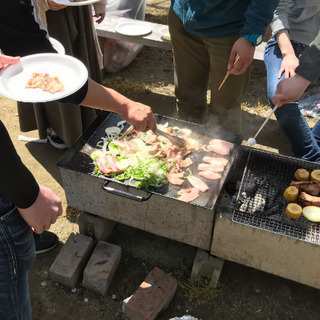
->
<box><xmin>58</xmin><ymin>112</ymin><xmax>320</xmax><ymax>289</ymax></box>
<box><xmin>57</xmin><ymin>111</ymin><xmax>241</xmax><ymax>250</ymax></box>
<box><xmin>233</xmin><ymin>149</ymin><xmax>320</xmax><ymax>244</ymax></box>
<box><xmin>211</xmin><ymin>146</ymin><xmax>320</xmax><ymax>289</ymax></box>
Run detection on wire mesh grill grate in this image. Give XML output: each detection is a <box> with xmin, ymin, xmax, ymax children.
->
<box><xmin>232</xmin><ymin>149</ymin><xmax>320</xmax><ymax>245</ymax></box>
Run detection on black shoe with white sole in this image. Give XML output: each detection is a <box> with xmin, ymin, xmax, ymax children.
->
<box><xmin>33</xmin><ymin>231</ymin><xmax>59</xmax><ymax>254</ymax></box>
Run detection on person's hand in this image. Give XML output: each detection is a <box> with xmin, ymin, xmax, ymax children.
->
<box><xmin>120</xmin><ymin>101</ymin><xmax>157</xmax><ymax>133</ymax></box>
<box><xmin>227</xmin><ymin>37</ymin><xmax>255</xmax><ymax>75</ymax></box>
<box><xmin>272</xmin><ymin>74</ymin><xmax>311</xmax><ymax>107</ymax></box>
<box><xmin>278</xmin><ymin>53</ymin><xmax>299</xmax><ymax>79</ymax></box>
<box><xmin>18</xmin><ymin>185</ymin><xmax>63</xmax><ymax>234</ymax></box>
<box><xmin>94</xmin><ymin>12</ymin><xmax>106</xmax><ymax>24</ymax></box>
<box><xmin>0</xmin><ymin>54</ymin><xmax>20</xmax><ymax>69</ymax></box>
<box><xmin>47</xmin><ymin>0</ymin><xmax>67</xmax><ymax>10</ymax></box>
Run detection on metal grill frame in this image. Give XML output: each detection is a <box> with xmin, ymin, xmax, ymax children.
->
<box><xmin>232</xmin><ymin>148</ymin><xmax>320</xmax><ymax>245</ymax></box>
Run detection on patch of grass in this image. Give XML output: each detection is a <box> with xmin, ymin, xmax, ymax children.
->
<box><xmin>145</xmin><ymin>13</ymin><xmax>168</xmax><ymax>24</ymax></box>
<box><xmin>179</xmin><ymin>276</ymin><xmax>220</xmax><ymax>303</ymax></box>
<box><xmin>241</xmin><ymin>101</ymin><xmax>270</xmax><ymax>116</ymax></box>
<box><xmin>103</xmin><ymin>76</ymin><xmax>151</xmax><ymax>97</ymax></box>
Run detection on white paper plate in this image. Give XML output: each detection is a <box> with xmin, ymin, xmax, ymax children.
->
<box><xmin>0</xmin><ymin>53</ymin><xmax>88</xmax><ymax>103</ymax></box>
<box><xmin>115</xmin><ymin>21</ymin><xmax>152</xmax><ymax>37</ymax></box>
<box><xmin>53</xmin><ymin>0</ymin><xmax>100</xmax><ymax>6</ymax></box>
<box><xmin>49</xmin><ymin>37</ymin><xmax>65</xmax><ymax>55</ymax></box>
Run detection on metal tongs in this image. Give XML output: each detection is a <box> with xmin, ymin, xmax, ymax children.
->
<box><xmin>156</xmin><ymin>128</ymin><xmax>186</xmax><ymax>148</ymax></box>
<box><xmin>119</xmin><ymin>125</ymin><xmax>186</xmax><ymax>148</ymax></box>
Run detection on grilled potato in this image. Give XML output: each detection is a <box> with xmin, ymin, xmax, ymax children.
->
<box><xmin>294</xmin><ymin>168</ymin><xmax>310</xmax><ymax>181</ymax></box>
<box><xmin>283</xmin><ymin>186</ymin><xmax>299</xmax><ymax>202</ymax></box>
<box><xmin>285</xmin><ymin>203</ymin><xmax>302</xmax><ymax>220</ymax></box>
<box><xmin>310</xmin><ymin>169</ymin><xmax>320</xmax><ymax>181</ymax></box>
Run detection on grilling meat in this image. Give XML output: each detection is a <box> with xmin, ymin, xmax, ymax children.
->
<box><xmin>203</xmin><ymin>156</ymin><xmax>228</xmax><ymax>167</ymax></box>
<box><xmin>178</xmin><ymin>188</ymin><xmax>200</xmax><ymax>202</ymax></box>
<box><xmin>187</xmin><ymin>176</ymin><xmax>209</xmax><ymax>192</ymax></box>
<box><xmin>290</xmin><ymin>180</ymin><xmax>320</xmax><ymax>196</ymax></box>
<box><xmin>299</xmin><ymin>192</ymin><xmax>320</xmax><ymax>207</ymax></box>
<box><xmin>166</xmin><ymin>170</ymin><xmax>185</xmax><ymax>186</ymax></box>
<box><xmin>198</xmin><ymin>163</ymin><xmax>224</xmax><ymax>173</ymax></box>
<box><xmin>208</xmin><ymin>139</ymin><xmax>234</xmax><ymax>149</ymax></box>
<box><xmin>206</xmin><ymin>139</ymin><xmax>234</xmax><ymax>156</ymax></box>
<box><xmin>199</xmin><ymin>171</ymin><xmax>221</xmax><ymax>180</ymax></box>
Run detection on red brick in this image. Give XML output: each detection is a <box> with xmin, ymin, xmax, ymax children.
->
<box><xmin>124</xmin><ymin>267</ymin><xmax>178</xmax><ymax>320</ymax></box>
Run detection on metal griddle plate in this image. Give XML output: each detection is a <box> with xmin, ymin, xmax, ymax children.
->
<box><xmin>232</xmin><ymin>148</ymin><xmax>320</xmax><ymax>245</ymax></box>
<box><xmin>59</xmin><ymin>112</ymin><xmax>242</xmax><ymax>210</ymax></box>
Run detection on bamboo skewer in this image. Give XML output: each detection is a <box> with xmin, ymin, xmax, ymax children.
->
<box><xmin>218</xmin><ymin>54</ymin><xmax>240</xmax><ymax>91</ymax></box>
<box><xmin>248</xmin><ymin>102</ymin><xmax>280</xmax><ymax>146</ymax></box>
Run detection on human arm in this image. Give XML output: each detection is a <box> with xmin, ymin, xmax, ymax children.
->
<box><xmin>272</xmin><ymin>31</ymin><xmax>320</xmax><ymax>106</ymax></box>
<box><xmin>0</xmin><ymin>121</ymin><xmax>62</xmax><ymax>234</ymax></box>
<box><xmin>93</xmin><ymin>0</ymin><xmax>107</xmax><ymax>24</ymax></box>
<box><xmin>272</xmin><ymin>74</ymin><xmax>310</xmax><ymax>106</ymax></box>
<box><xmin>276</xmin><ymin>29</ymin><xmax>299</xmax><ymax>78</ymax></box>
<box><xmin>81</xmin><ymin>78</ymin><xmax>157</xmax><ymax>132</ymax></box>
<box><xmin>228</xmin><ymin>0</ymin><xmax>280</xmax><ymax>75</ymax></box>
<box><xmin>271</xmin><ymin>0</ymin><xmax>299</xmax><ymax>78</ymax></box>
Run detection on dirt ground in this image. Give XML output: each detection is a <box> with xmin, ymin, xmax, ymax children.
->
<box><xmin>1</xmin><ymin>1</ymin><xmax>320</xmax><ymax>319</ymax></box>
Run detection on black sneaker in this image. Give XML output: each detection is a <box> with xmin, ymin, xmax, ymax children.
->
<box><xmin>47</xmin><ymin>130</ymin><xmax>67</xmax><ymax>150</ymax></box>
<box><xmin>33</xmin><ymin>231</ymin><xmax>59</xmax><ymax>254</ymax></box>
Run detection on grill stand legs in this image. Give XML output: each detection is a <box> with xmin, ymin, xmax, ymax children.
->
<box><xmin>191</xmin><ymin>248</ymin><xmax>224</xmax><ymax>288</ymax></box>
<box><xmin>78</xmin><ymin>211</ymin><xmax>117</xmax><ymax>242</ymax></box>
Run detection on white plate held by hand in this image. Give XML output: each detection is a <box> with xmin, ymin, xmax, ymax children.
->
<box><xmin>115</xmin><ymin>21</ymin><xmax>152</xmax><ymax>37</ymax></box>
<box><xmin>53</xmin><ymin>0</ymin><xmax>100</xmax><ymax>6</ymax></box>
<box><xmin>0</xmin><ymin>53</ymin><xmax>88</xmax><ymax>103</ymax></box>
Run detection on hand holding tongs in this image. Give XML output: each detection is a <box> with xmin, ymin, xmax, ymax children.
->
<box><xmin>119</xmin><ymin>125</ymin><xmax>186</xmax><ymax>148</ymax></box>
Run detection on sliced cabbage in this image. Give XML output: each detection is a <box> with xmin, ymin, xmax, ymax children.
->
<box><xmin>91</xmin><ymin>150</ymin><xmax>106</xmax><ymax>160</ymax></box>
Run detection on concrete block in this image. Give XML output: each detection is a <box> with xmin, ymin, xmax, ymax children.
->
<box><xmin>124</xmin><ymin>267</ymin><xmax>178</xmax><ymax>320</ymax></box>
<box><xmin>77</xmin><ymin>211</ymin><xmax>116</xmax><ymax>242</ymax></box>
<box><xmin>82</xmin><ymin>241</ymin><xmax>121</xmax><ymax>295</ymax></box>
<box><xmin>191</xmin><ymin>248</ymin><xmax>215</xmax><ymax>279</ymax></box>
<box><xmin>191</xmin><ymin>249</ymin><xmax>224</xmax><ymax>288</ymax></box>
<box><xmin>49</xmin><ymin>233</ymin><xmax>94</xmax><ymax>288</ymax></box>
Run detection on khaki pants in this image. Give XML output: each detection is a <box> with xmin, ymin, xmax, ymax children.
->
<box><xmin>168</xmin><ymin>7</ymin><xmax>250</xmax><ymax>133</ymax></box>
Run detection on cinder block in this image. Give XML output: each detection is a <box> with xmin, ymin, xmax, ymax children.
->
<box><xmin>191</xmin><ymin>248</ymin><xmax>224</xmax><ymax>288</ymax></box>
<box><xmin>78</xmin><ymin>211</ymin><xmax>116</xmax><ymax>242</ymax></box>
<box><xmin>124</xmin><ymin>267</ymin><xmax>178</xmax><ymax>320</ymax></box>
<box><xmin>82</xmin><ymin>241</ymin><xmax>122</xmax><ymax>295</ymax></box>
<box><xmin>49</xmin><ymin>233</ymin><xmax>94</xmax><ymax>288</ymax></box>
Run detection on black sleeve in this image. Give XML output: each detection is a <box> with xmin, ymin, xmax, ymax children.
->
<box><xmin>296</xmin><ymin>32</ymin><xmax>320</xmax><ymax>83</ymax></box>
<box><xmin>0</xmin><ymin>0</ymin><xmax>55</xmax><ymax>57</ymax></box>
<box><xmin>0</xmin><ymin>120</ymin><xmax>39</xmax><ymax>209</ymax></box>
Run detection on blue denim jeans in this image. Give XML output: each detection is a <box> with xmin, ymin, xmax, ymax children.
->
<box><xmin>0</xmin><ymin>195</ymin><xmax>35</xmax><ymax>320</ymax></box>
<box><xmin>264</xmin><ymin>37</ymin><xmax>320</xmax><ymax>162</ymax></box>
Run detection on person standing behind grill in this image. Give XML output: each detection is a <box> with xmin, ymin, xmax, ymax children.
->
<box><xmin>17</xmin><ymin>0</ymin><xmax>107</xmax><ymax>150</ymax></box>
<box><xmin>168</xmin><ymin>0</ymin><xmax>280</xmax><ymax>132</ymax></box>
<box><xmin>264</xmin><ymin>0</ymin><xmax>320</xmax><ymax>162</ymax></box>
